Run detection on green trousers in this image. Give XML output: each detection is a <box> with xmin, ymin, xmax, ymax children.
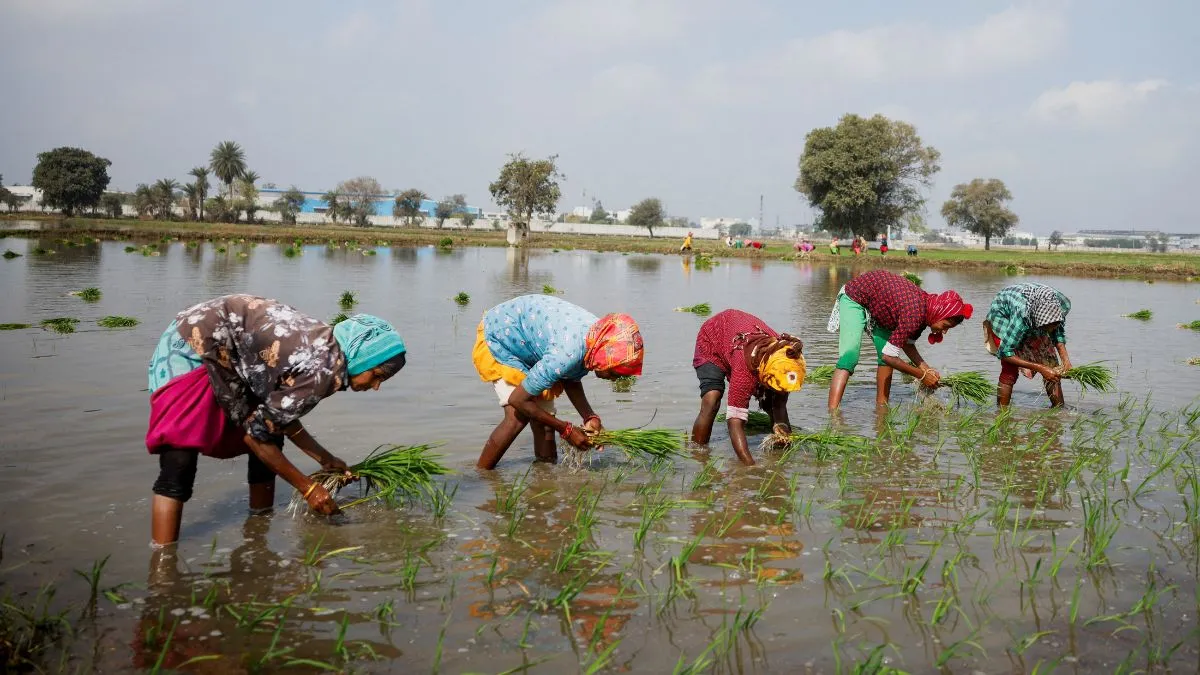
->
<box><xmin>835</xmin><ymin>294</ymin><xmax>891</xmax><ymax>373</ymax></box>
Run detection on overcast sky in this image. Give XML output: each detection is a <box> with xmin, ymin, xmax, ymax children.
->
<box><xmin>1</xmin><ymin>0</ymin><xmax>1197</xmax><ymax>234</ymax></box>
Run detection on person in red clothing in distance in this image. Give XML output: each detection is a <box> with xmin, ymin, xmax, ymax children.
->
<box><xmin>690</xmin><ymin>309</ymin><xmax>807</xmax><ymax>465</ymax></box>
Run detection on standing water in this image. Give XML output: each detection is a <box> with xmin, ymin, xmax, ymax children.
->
<box><xmin>1</xmin><ymin>230</ymin><xmax>1199</xmax><ymax>672</ymax></box>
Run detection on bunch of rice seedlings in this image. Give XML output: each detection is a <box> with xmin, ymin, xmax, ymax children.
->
<box><xmin>0</xmin><ymin>323</ymin><xmax>31</xmax><ymax>330</ymax></box>
<box><xmin>363</xmin><ymin>249</ymin><xmax>377</xmax><ymax>256</ymax></box>
<box><xmin>1002</xmin><ymin>264</ymin><xmax>1025</xmax><ymax>275</ymax></box>
<box><xmin>454</xmin><ymin>292</ymin><xmax>470</xmax><ymax>306</ymax></box>
<box><xmin>32</xmin><ymin>247</ymin><xmax>53</xmax><ymax>255</ymax></box>
<box><xmin>610</xmin><ymin>375</ymin><xmax>637</xmax><ymax>393</ymax></box>
<box><xmin>902</xmin><ymin>271</ymin><xmax>923</xmax><ymax>287</ymax></box>
<box><xmin>716</xmin><ymin>410</ymin><xmax>773</xmax><ymax>433</ymax></box>
<box><xmin>1062</xmin><ymin>362</ymin><xmax>1115</xmax><ymax>393</ymax></box>
<box><xmin>330</xmin><ymin>312</ymin><xmax>350</xmax><ymax>326</ymax></box>
<box><xmin>98</xmin><ymin>316</ymin><xmax>139</xmax><ymax>328</ymax></box>
<box><xmin>772</xmin><ymin>429</ymin><xmax>875</xmax><ymax>461</ymax></box>
<box><xmin>934</xmin><ymin>371</ymin><xmax>996</xmax><ymax>405</ymax></box>
<box><xmin>3</xmin><ymin>250</ymin><xmax>21</xmax><ymax>259</ymax></box>
<box><xmin>1180</xmin><ymin>320</ymin><xmax>1200</xmax><ymax>331</ymax></box>
<box><xmin>543</xmin><ymin>284</ymin><xmax>559</xmax><ymax>294</ymax></box>
<box><xmin>694</xmin><ymin>254</ymin><xmax>718</xmax><ymax>270</ymax></box>
<box><xmin>589</xmin><ymin>428</ymin><xmax>684</xmax><ymax>462</ymax></box>
<box><xmin>805</xmin><ymin>364</ymin><xmax>836</xmax><ymax>385</ymax></box>
<box><xmin>1125</xmin><ymin>309</ymin><xmax>1153</xmax><ymax>320</ymax></box>
<box><xmin>282</xmin><ymin>244</ymin><xmax>301</xmax><ymax>258</ymax></box>
<box><xmin>339</xmin><ymin>290</ymin><xmax>358</xmax><ymax>310</ymax></box>
<box><xmin>72</xmin><ymin>287</ymin><xmax>102</xmax><ymax>302</ymax></box>
<box><xmin>1187</xmin><ymin>357</ymin><xmax>1200</xmax><ymax>366</ymax></box>
<box><xmin>674</xmin><ymin>302</ymin><xmax>711</xmax><ymax>316</ymax></box>
<box><xmin>41</xmin><ymin>317</ymin><xmax>79</xmax><ymax>334</ymax></box>
<box><xmin>290</xmin><ymin>444</ymin><xmax>451</xmax><ymax>512</ymax></box>
<box><xmin>123</xmin><ymin>245</ymin><xmax>138</xmax><ymax>253</ymax></box>
<box><xmin>438</xmin><ymin>237</ymin><xmax>454</xmax><ymax>249</ymax></box>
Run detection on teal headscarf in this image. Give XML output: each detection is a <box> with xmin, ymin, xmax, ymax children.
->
<box><xmin>333</xmin><ymin>314</ymin><xmax>406</xmax><ymax>376</ymax></box>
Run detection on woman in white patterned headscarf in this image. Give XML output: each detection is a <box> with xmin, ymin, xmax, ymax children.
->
<box><xmin>982</xmin><ymin>282</ymin><xmax>1073</xmax><ymax>407</ymax></box>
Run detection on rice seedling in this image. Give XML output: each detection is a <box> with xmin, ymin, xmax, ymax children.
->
<box><xmin>806</xmin><ymin>364</ymin><xmax>836</xmax><ymax>385</ymax></box>
<box><xmin>123</xmin><ymin>245</ymin><xmax>138</xmax><ymax>253</ymax></box>
<box><xmin>589</xmin><ymin>428</ymin><xmax>684</xmax><ymax>462</ymax></box>
<box><xmin>282</xmin><ymin>244</ymin><xmax>301</xmax><ymax>258</ymax></box>
<box><xmin>3</xmin><ymin>249</ymin><xmax>21</xmax><ymax>259</ymax></box>
<box><xmin>774</xmin><ymin>428</ymin><xmax>874</xmax><ymax>461</ymax></box>
<box><xmin>71</xmin><ymin>287</ymin><xmax>101</xmax><ymax>302</ymax></box>
<box><xmin>425</xmin><ymin>481</ymin><xmax>458</xmax><ymax>518</ymax></box>
<box><xmin>40</xmin><ymin>317</ymin><xmax>79</xmax><ymax>334</ymax></box>
<box><xmin>438</xmin><ymin>237</ymin><xmax>453</xmax><ymax>249</ymax></box>
<box><xmin>610</xmin><ymin>375</ymin><xmax>636</xmax><ymax>392</ymax></box>
<box><xmin>1180</xmin><ymin>320</ymin><xmax>1200</xmax><ymax>331</ymax></box>
<box><xmin>1062</xmin><ymin>362</ymin><xmax>1115</xmax><ymax>393</ymax></box>
<box><xmin>363</xmin><ymin>249</ymin><xmax>377</xmax><ymax>256</ymax></box>
<box><xmin>214</xmin><ymin>246</ymin><xmax>226</xmax><ymax>254</ymax></box>
<box><xmin>31</xmin><ymin>247</ymin><xmax>53</xmax><ymax>255</ymax></box>
<box><xmin>338</xmin><ymin>290</ymin><xmax>357</xmax><ymax>309</ymax></box>
<box><xmin>289</xmin><ymin>443</ymin><xmax>451</xmax><ymax>511</ymax></box>
<box><xmin>73</xmin><ymin>555</ymin><xmax>110</xmax><ymax>608</ymax></box>
<box><xmin>1003</xmin><ymin>264</ymin><xmax>1025</xmax><ymax>275</ymax></box>
<box><xmin>635</xmin><ymin>496</ymin><xmax>675</xmax><ymax>548</ymax></box>
<box><xmin>454</xmin><ymin>291</ymin><xmax>470</xmax><ymax>306</ymax></box>
<box><xmin>0</xmin><ymin>323</ymin><xmax>31</xmax><ymax>330</ymax></box>
<box><xmin>543</xmin><ymin>283</ymin><xmax>559</xmax><ymax>294</ymax></box>
<box><xmin>674</xmin><ymin>302</ymin><xmax>712</xmax><ymax>316</ymax></box>
<box><xmin>902</xmin><ymin>271</ymin><xmax>923</xmax><ymax>286</ymax></box>
<box><xmin>1125</xmin><ymin>308</ymin><xmax>1153</xmax><ymax>320</ymax></box>
<box><xmin>330</xmin><ymin>312</ymin><xmax>349</xmax><ymax>326</ymax></box>
<box><xmin>693</xmin><ymin>253</ymin><xmax>718</xmax><ymax>270</ymax></box>
<box><xmin>934</xmin><ymin>371</ymin><xmax>997</xmax><ymax>405</ymax></box>
<box><xmin>715</xmin><ymin>410</ymin><xmax>772</xmax><ymax>433</ymax></box>
<box><xmin>1188</xmin><ymin>357</ymin><xmax>1200</xmax><ymax>366</ymax></box>
<box><xmin>97</xmin><ymin>315</ymin><xmax>139</xmax><ymax>328</ymax></box>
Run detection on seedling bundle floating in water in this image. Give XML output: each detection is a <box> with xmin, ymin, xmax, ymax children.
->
<box><xmin>98</xmin><ymin>316</ymin><xmax>139</xmax><ymax>328</ymax></box>
<box><xmin>771</xmin><ymin>428</ymin><xmax>876</xmax><ymax>461</ymax></box>
<box><xmin>339</xmin><ymin>290</ymin><xmax>357</xmax><ymax>310</ymax></box>
<box><xmin>72</xmin><ymin>287</ymin><xmax>102</xmax><ymax>302</ymax></box>
<box><xmin>290</xmin><ymin>444</ymin><xmax>451</xmax><ymax>512</ymax></box>
<box><xmin>454</xmin><ymin>292</ymin><xmax>470</xmax><ymax>306</ymax></box>
<box><xmin>542</xmin><ymin>284</ymin><xmax>559</xmax><ymax>294</ymax></box>
<box><xmin>933</xmin><ymin>371</ymin><xmax>996</xmax><ymax>405</ymax></box>
<box><xmin>1125</xmin><ymin>309</ymin><xmax>1152</xmax><ymax>320</ymax></box>
<box><xmin>674</xmin><ymin>302</ymin><xmax>712</xmax><ymax>316</ymax></box>
<box><xmin>1062</xmin><ymin>362</ymin><xmax>1115</xmax><ymax>393</ymax></box>
<box><xmin>41</xmin><ymin>317</ymin><xmax>80</xmax><ymax>334</ymax></box>
<box><xmin>1180</xmin><ymin>320</ymin><xmax>1200</xmax><ymax>331</ymax></box>
<box><xmin>330</xmin><ymin>312</ymin><xmax>349</xmax><ymax>326</ymax></box>
<box><xmin>902</xmin><ymin>272</ymin><xmax>923</xmax><ymax>287</ymax></box>
<box><xmin>610</xmin><ymin>375</ymin><xmax>636</xmax><ymax>393</ymax></box>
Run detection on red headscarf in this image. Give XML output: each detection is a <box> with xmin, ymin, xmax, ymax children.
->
<box><xmin>925</xmin><ymin>291</ymin><xmax>973</xmax><ymax>344</ymax></box>
<box><xmin>584</xmin><ymin>313</ymin><xmax>644</xmax><ymax>375</ymax></box>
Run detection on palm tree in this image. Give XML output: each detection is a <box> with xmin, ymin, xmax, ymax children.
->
<box><xmin>188</xmin><ymin>167</ymin><xmax>209</xmax><ymax>221</ymax></box>
<box><xmin>209</xmin><ymin>141</ymin><xmax>246</xmax><ymax>206</ymax></box>
<box><xmin>152</xmin><ymin>178</ymin><xmax>180</xmax><ymax>220</ymax></box>
<box><xmin>322</xmin><ymin>190</ymin><xmax>342</xmax><ymax>224</ymax></box>
<box><xmin>133</xmin><ymin>184</ymin><xmax>154</xmax><ymax>218</ymax></box>
<box><xmin>181</xmin><ymin>183</ymin><xmax>201</xmax><ymax>220</ymax></box>
<box><xmin>238</xmin><ymin>171</ymin><xmax>260</xmax><ymax>223</ymax></box>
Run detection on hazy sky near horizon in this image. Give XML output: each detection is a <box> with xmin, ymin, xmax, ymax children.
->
<box><xmin>1</xmin><ymin>0</ymin><xmax>1197</xmax><ymax>234</ymax></box>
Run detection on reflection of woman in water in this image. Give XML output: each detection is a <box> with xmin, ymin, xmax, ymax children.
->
<box><xmin>145</xmin><ymin>295</ymin><xmax>407</xmax><ymax>545</ymax></box>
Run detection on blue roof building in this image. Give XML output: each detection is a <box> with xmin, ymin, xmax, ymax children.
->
<box><xmin>258</xmin><ymin>188</ymin><xmax>481</xmax><ymax>217</ymax></box>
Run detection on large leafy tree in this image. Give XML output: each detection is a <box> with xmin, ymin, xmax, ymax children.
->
<box><xmin>0</xmin><ymin>174</ymin><xmax>12</xmax><ymax>213</ymax></box>
<box><xmin>435</xmin><ymin>194</ymin><xmax>469</xmax><ymax>228</ymax></box>
<box><xmin>392</xmin><ymin>188</ymin><xmax>427</xmax><ymax>227</ymax></box>
<box><xmin>589</xmin><ymin>202</ymin><xmax>611</xmax><ymax>224</ymax></box>
<box><xmin>274</xmin><ymin>186</ymin><xmax>306</xmax><ymax>225</ymax></box>
<box><xmin>336</xmin><ymin>176</ymin><xmax>383</xmax><ymax>227</ymax></box>
<box><xmin>31</xmin><ymin>147</ymin><xmax>112</xmax><ymax>216</ymax></box>
<box><xmin>101</xmin><ymin>193</ymin><xmax>124</xmax><ymax>219</ymax></box>
<box><xmin>188</xmin><ymin>167</ymin><xmax>210</xmax><ymax>221</ymax></box>
<box><xmin>209</xmin><ymin>141</ymin><xmax>247</xmax><ymax>205</ymax></box>
<box><xmin>1049</xmin><ymin>230</ymin><xmax>1064</xmax><ymax>250</ymax></box>
<box><xmin>626</xmin><ymin>197</ymin><xmax>664</xmax><ymax>238</ymax></box>
<box><xmin>795</xmin><ymin>114</ymin><xmax>940</xmax><ymax>238</ymax></box>
<box><xmin>940</xmin><ymin>178</ymin><xmax>1018</xmax><ymax>251</ymax></box>
<box><xmin>488</xmin><ymin>153</ymin><xmax>563</xmax><ymax>247</ymax></box>
<box><xmin>728</xmin><ymin>222</ymin><xmax>752</xmax><ymax>238</ymax></box>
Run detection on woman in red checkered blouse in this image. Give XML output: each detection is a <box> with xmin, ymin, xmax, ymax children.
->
<box><xmin>691</xmin><ymin>309</ymin><xmax>807</xmax><ymax>465</ymax></box>
<box><xmin>826</xmin><ymin>270</ymin><xmax>973</xmax><ymax>409</ymax></box>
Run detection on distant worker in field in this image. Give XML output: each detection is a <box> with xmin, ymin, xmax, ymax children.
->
<box><xmin>725</xmin><ymin>235</ymin><xmax>734</xmax><ymax>247</ymax></box>
<box><xmin>879</xmin><ymin>235</ymin><xmax>889</xmax><ymax>256</ymax></box>
<box><xmin>145</xmin><ymin>295</ymin><xmax>408</xmax><ymax>545</ymax></box>
<box><xmin>907</xmin><ymin>244</ymin><xmax>918</xmax><ymax>257</ymax></box>
<box><xmin>472</xmin><ymin>295</ymin><xmax>644</xmax><ymax>469</ymax></box>
<box><xmin>826</xmin><ymin>270</ymin><xmax>973</xmax><ymax>409</ymax></box>
<box><xmin>830</xmin><ymin>237</ymin><xmax>840</xmax><ymax>255</ymax></box>
<box><xmin>851</xmin><ymin>237</ymin><xmax>863</xmax><ymax>256</ymax></box>
<box><xmin>680</xmin><ymin>231</ymin><xmax>693</xmax><ymax>253</ymax></box>
<box><xmin>982</xmin><ymin>282</ymin><xmax>1073</xmax><ymax>407</ymax></box>
<box><xmin>690</xmin><ymin>309</ymin><xmax>806</xmax><ymax>466</ymax></box>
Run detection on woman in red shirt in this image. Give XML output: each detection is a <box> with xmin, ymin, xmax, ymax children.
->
<box><xmin>691</xmin><ymin>309</ymin><xmax>807</xmax><ymax>465</ymax></box>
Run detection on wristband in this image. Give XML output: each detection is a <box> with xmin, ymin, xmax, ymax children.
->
<box><xmin>582</xmin><ymin>415</ymin><xmax>601</xmax><ymax>428</ymax></box>
<box><xmin>560</xmin><ymin>422</ymin><xmax>575</xmax><ymax>439</ymax></box>
<box><xmin>303</xmin><ymin>482</ymin><xmax>319</xmax><ymax>499</ymax></box>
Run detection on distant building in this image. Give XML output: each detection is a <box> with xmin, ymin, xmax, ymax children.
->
<box><xmin>257</xmin><ymin>188</ymin><xmax>481</xmax><ymax>218</ymax></box>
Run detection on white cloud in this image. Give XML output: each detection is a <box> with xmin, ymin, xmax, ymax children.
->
<box><xmin>1029</xmin><ymin>79</ymin><xmax>1170</xmax><ymax>126</ymax></box>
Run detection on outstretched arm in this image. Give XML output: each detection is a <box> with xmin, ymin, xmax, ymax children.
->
<box><xmin>243</xmin><ymin>434</ymin><xmax>339</xmax><ymax>515</ymax></box>
<box><xmin>282</xmin><ymin>421</ymin><xmax>352</xmax><ymax>477</ymax></box>
<box><xmin>726</xmin><ymin>418</ymin><xmax>754</xmax><ymax>466</ymax></box>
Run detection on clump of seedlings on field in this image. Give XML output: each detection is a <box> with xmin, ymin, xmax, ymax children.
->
<box><xmin>98</xmin><ymin>316</ymin><xmax>139</xmax><ymax>328</ymax></box>
<box><xmin>610</xmin><ymin>375</ymin><xmax>636</xmax><ymax>393</ymax></box>
<box><xmin>338</xmin><ymin>290</ymin><xmax>357</xmax><ymax>310</ymax></box>
<box><xmin>71</xmin><ymin>287</ymin><xmax>101</xmax><ymax>302</ymax></box>
<box><xmin>454</xmin><ymin>292</ymin><xmax>470</xmax><ymax>306</ymax></box>
<box><xmin>1125</xmin><ymin>308</ymin><xmax>1152</xmax><ymax>320</ymax></box>
<box><xmin>1179</xmin><ymin>320</ymin><xmax>1200</xmax><ymax>331</ymax></box>
<box><xmin>674</xmin><ymin>302</ymin><xmax>711</xmax><ymax>316</ymax></box>
<box><xmin>41</xmin><ymin>317</ymin><xmax>79</xmax><ymax>334</ymax></box>
<box><xmin>542</xmin><ymin>284</ymin><xmax>559</xmax><ymax>294</ymax></box>
<box><xmin>3</xmin><ymin>249</ymin><xmax>21</xmax><ymax>259</ymax></box>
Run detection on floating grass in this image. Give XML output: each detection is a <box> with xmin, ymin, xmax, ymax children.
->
<box><xmin>1125</xmin><ymin>309</ymin><xmax>1153</xmax><ymax>321</ymax></box>
<box><xmin>123</xmin><ymin>245</ymin><xmax>138</xmax><ymax>253</ymax></box>
<box><xmin>282</xmin><ymin>245</ymin><xmax>301</xmax><ymax>258</ymax></box>
<box><xmin>98</xmin><ymin>316</ymin><xmax>139</xmax><ymax>328</ymax></box>
<box><xmin>694</xmin><ymin>253</ymin><xmax>718</xmax><ymax>270</ymax></box>
<box><xmin>363</xmin><ymin>249</ymin><xmax>377</xmax><ymax>256</ymax></box>
<box><xmin>338</xmin><ymin>290</ymin><xmax>357</xmax><ymax>310</ymax></box>
<box><xmin>717</xmin><ymin>410</ymin><xmax>773</xmax><ymax>434</ymax></box>
<box><xmin>674</xmin><ymin>302</ymin><xmax>712</xmax><ymax>316</ymax></box>
<box><xmin>330</xmin><ymin>312</ymin><xmax>350</xmax><ymax>326</ymax></box>
<box><xmin>438</xmin><ymin>237</ymin><xmax>453</xmax><ymax>249</ymax></box>
<box><xmin>542</xmin><ymin>284</ymin><xmax>558</xmax><ymax>294</ymax></box>
<box><xmin>1187</xmin><ymin>357</ymin><xmax>1200</xmax><ymax>366</ymax></box>
<box><xmin>32</xmin><ymin>247</ymin><xmax>53</xmax><ymax>256</ymax></box>
<box><xmin>935</xmin><ymin>371</ymin><xmax>997</xmax><ymax>405</ymax></box>
<box><xmin>3</xmin><ymin>250</ymin><xmax>21</xmax><ymax>259</ymax></box>
<box><xmin>71</xmin><ymin>287</ymin><xmax>102</xmax><ymax>302</ymax></box>
<box><xmin>805</xmin><ymin>364</ymin><xmax>836</xmax><ymax>385</ymax></box>
<box><xmin>41</xmin><ymin>317</ymin><xmax>79</xmax><ymax>334</ymax></box>
<box><xmin>902</xmin><ymin>271</ymin><xmax>923</xmax><ymax>287</ymax></box>
<box><xmin>1063</xmin><ymin>362</ymin><xmax>1115</xmax><ymax>393</ymax></box>
<box><xmin>290</xmin><ymin>444</ymin><xmax>451</xmax><ymax>512</ymax></box>
<box><xmin>610</xmin><ymin>375</ymin><xmax>637</xmax><ymax>393</ymax></box>
<box><xmin>1180</xmin><ymin>320</ymin><xmax>1200</xmax><ymax>331</ymax></box>
<box><xmin>0</xmin><ymin>323</ymin><xmax>31</xmax><ymax>330</ymax></box>
<box><xmin>589</xmin><ymin>428</ymin><xmax>684</xmax><ymax>462</ymax></box>
<box><xmin>454</xmin><ymin>292</ymin><xmax>470</xmax><ymax>306</ymax></box>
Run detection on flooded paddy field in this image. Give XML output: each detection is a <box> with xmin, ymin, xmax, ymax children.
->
<box><xmin>2</xmin><ymin>227</ymin><xmax>1199</xmax><ymax>673</ymax></box>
